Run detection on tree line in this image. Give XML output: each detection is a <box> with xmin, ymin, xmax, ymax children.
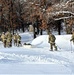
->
<box><xmin>0</xmin><ymin>0</ymin><xmax>74</xmax><ymax>38</ymax></box>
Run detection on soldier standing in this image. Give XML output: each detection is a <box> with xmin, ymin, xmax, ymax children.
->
<box><xmin>0</xmin><ymin>34</ymin><xmax>1</xmax><ymax>41</ymax></box>
<box><xmin>66</xmin><ymin>25</ymin><xmax>72</xmax><ymax>34</ymax></box>
<box><xmin>6</xmin><ymin>31</ymin><xmax>12</xmax><ymax>47</ymax></box>
<box><xmin>1</xmin><ymin>32</ymin><xmax>4</xmax><ymax>42</ymax></box>
<box><xmin>17</xmin><ymin>33</ymin><xmax>21</xmax><ymax>47</ymax></box>
<box><xmin>13</xmin><ymin>33</ymin><xmax>17</xmax><ymax>46</ymax></box>
<box><xmin>1</xmin><ymin>32</ymin><xmax>7</xmax><ymax>48</ymax></box>
<box><xmin>70</xmin><ymin>30</ymin><xmax>74</xmax><ymax>44</ymax></box>
<box><xmin>48</xmin><ymin>33</ymin><xmax>57</xmax><ymax>51</ymax></box>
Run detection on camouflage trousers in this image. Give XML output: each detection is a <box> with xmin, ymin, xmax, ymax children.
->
<box><xmin>6</xmin><ymin>40</ymin><xmax>12</xmax><ymax>47</ymax></box>
<box><xmin>17</xmin><ymin>41</ymin><xmax>22</xmax><ymax>47</ymax></box>
<box><xmin>50</xmin><ymin>42</ymin><xmax>57</xmax><ymax>51</ymax></box>
<box><xmin>3</xmin><ymin>40</ymin><xmax>7</xmax><ymax>48</ymax></box>
<box><xmin>14</xmin><ymin>40</ymin><xmax>17</xmax><ymax>46</ymax></box>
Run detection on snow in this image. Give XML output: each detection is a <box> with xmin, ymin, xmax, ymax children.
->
<box><xmin>31</xmin><ymin>35</ymin><xmax>74</xmax><ymax>51</ymax></box>
<box><xmin>0</xmin><ymin>32</ymin><xmax>74</xmax><ymax>75</ymax></box>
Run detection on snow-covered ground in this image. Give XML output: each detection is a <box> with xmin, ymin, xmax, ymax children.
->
<box><xmin>0</xmin><ymin>32</ymin><xmax>74</xmax><ymax>75</ymax></box>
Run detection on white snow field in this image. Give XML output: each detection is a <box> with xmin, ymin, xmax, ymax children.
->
<box><xmin>0</xmin><ymin>32</ymin><xmax>74</xmax><ymax>75</ymax></box>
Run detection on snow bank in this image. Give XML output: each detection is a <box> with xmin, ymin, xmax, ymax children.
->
<box><xmin>31</xmin><ymin>35</ymin><xmax>74</xmax><ymax>51</ymax></box>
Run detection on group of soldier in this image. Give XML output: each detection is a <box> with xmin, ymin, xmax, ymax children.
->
<box><xmin>0</xmin><ymin>30</ymin><xmax>74</xmax><ymax>50</ymax></box>
<box><xmin>0</xmin><ymin>31</ymin><xmax>21</xmax><ymax>48</ymax></box>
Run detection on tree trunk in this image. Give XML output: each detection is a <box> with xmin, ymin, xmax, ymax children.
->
<box><xmin>57</xmin><ymin>20</ymin><xmax>61</xmax><ymax>35</ymax></box>
<box><xmin>40</xmin><ymin>29</ymin><xmax>43</xmax><ymax>35</ymax></box>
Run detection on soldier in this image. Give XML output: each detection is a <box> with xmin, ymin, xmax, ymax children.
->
<box><xmin>13</xmin><ymin>33</ymin><xmax>17</xmax><ymax>46</ymax></box>
<box><xmin>1</xmin><ymin>32</ymin><xmax>7</xmax><ymax>48</ymax></box>
<box><xmin>0</xmin><ymin>34</ymin><xmax>1</xmax><ymax>41</ymax></box>
<box><xmin>1</xmin><ymin>32</ymin><xmax>4</xmax><ymax>42</ymax></box>
<box><xmin>48</xmin><ymin>33</ymin><xmax>57</xmax><ymax>51</ymax></box>
<box><xmin>70</xmin><ymin>30</ymin><xmax>74</xmax><ymax>44</ymax></box>
<box><xmin>17</xmin><ymin>33</ymin><xmax>21</xmax><ymax>47</ymax></box>
<box><xmin>6</xmin><ymin>31</ymin><xmax>12</xmax><ymax>47</ymax></box>
<box><xmin>66</xmin><ymin>25</ymin><xmax>72</xmax><ymax>34</ymax></box>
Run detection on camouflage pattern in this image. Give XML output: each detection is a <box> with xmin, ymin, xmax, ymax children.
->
<box><xmin>1</xmin><ymin>32</ymin><xmax>5</xmax><ymax>42</ymax></box>
<box><xmin>0</xmin><ymin>31</ymin><xmax>22</xmax><ymax>48</ymax></box>
<box><xmin>0</xmin><ymin>34</ymin><xmax>1</xmax><ymax>41</ymax></box>
<box><xmin>3</xmin><ymin>35</ymin><xmax>7</xmax><ymax>48</ymax></box>
<box><xmin>48</xmin><ymin>33</ymin><xmax>57</xmax><ymax>51</ymax></box>
<box><xmin>13</xmin><ymin>34</ymin><xmax>17</xmax><ymax>46</ymax></box>
<box><xmin>1</xmin><ymin>32</ymin><xmax>7</xmax><ymax>47</ymax></box>
<box><xmin>6</xmin><ymin>31</ymin><xmax>12</xmax><ymax>47</ymax></box>
<box><xmin>70</xmin><ymin>31</ymin><xmax>74</xmax><ymax>44</ymax></box>
<box><xmin>17</xmin><ymin>34</ymin><xmax>21</xmax><ymax>47</ymax></box>
<box><xmin>66</xmin><ymin>25</ymin><xmax>72</xmax><ymax>34</ymax></box>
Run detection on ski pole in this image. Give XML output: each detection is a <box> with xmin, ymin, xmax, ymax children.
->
<box><xmin>55</xmin><ymin>43</ymin><xmax>62</xmax><ymax>50</ymax></box>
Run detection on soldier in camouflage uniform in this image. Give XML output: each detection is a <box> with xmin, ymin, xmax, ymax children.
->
<box><xmin>48</xmin><ymin>33</ymin><xmax>57</xmax><ymax>51</ymax></box>
<box><xmin>66</xmin><ymin>25</ymin><xmax>72</xmax><ymax>34</ymax></box>
<box><xmin>17</xmin><ymin>33</ymin><xmax>21</xmax><ymax>47</ymax></box>
<box><xmin>0</xmin><ymin>34</ymin><xmax>1</xmax><ymax>41</ymax></box>
<box><xmin>1</xmin><ymin>32</ymin><xmax>7</xmax><ymax>48</ymax></box>
<box><xmin>70</xmin><ymin>31</ymin><xmax>74</xmax><ymax>44</ymax></box>
<box><xmin>6</xmin><ymin>31</ymin><xmax>12</xmax><ymax>47</ymax></box>
<box><xmin>1</xmin><ymin>32</ymin><xmax>4</xmax><ymax>42</ymax></box>
<box><xmin>13</xmin><ymin>33</ymin><xmax>17</xmax><ymax>46</ymax></box>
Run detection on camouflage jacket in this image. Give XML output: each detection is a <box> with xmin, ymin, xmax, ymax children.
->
<box><xmin>48</xmin><ymin>34</ymin><xmax>56</xmax><ymax>43</ymax></box>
